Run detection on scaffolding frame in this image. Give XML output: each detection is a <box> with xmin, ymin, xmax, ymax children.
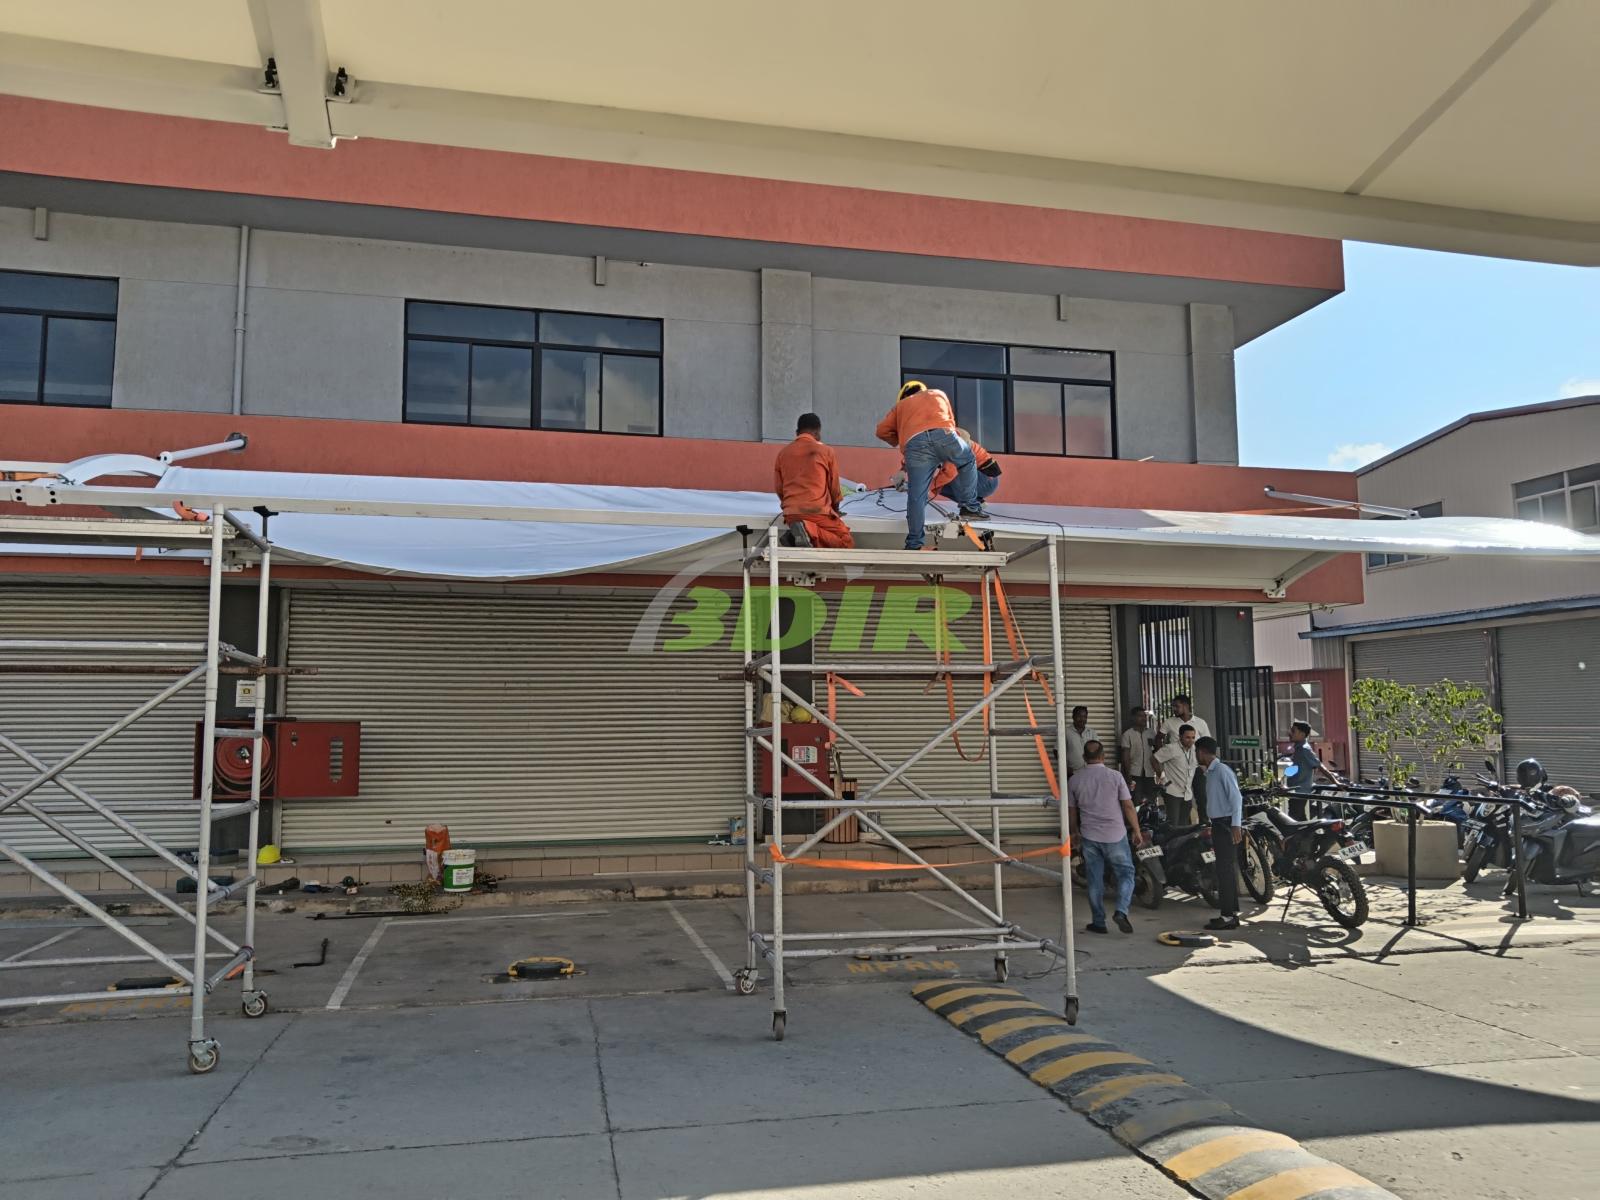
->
<box><xmin>734</xmin><ymin>525</ymin><xmax>1078</xmax><ymax>1041</ymax></box>
<box><xmin>0</xmin><ymin>511</ymin><xmax>284</xmax><ymax>1074</ymax></box>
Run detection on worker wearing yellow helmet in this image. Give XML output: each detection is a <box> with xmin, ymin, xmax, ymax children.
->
<box><xmin>875</xmin><ymin>381</ymin><xmax>989</xmax><ymax>549</ymax></box>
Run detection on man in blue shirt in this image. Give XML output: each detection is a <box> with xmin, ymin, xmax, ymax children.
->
<box><xmin>1194</xmin><ymin>736</ymin><xmax>1244</xmax><ymax>931</ymax></box>
<box><xmin>1285</xmin><ymin>721</ymin><xmax>1337</xmax><ymax>820</ymax></box>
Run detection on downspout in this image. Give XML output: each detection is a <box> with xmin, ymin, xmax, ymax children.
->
<box><xmin>231</xmin><ymin>225</ymin><xmax>250</xmax><ymax>415</ymax></box>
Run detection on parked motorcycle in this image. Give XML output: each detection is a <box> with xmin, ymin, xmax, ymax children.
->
<box><xmin>1499</xmin><ymin>759</ymin><xmax>1600</xmax><ymax>897</ymax></box>
<box><xmin>1247</xmin><ymin>801</ymin><xmax>1374</xmax><ymax>928</ymax></box>
<box><xmin>1132</xmin><ymin>798</ymin><xmax>1271</xmax><ymax>909</ymax></box>
<box><xmin>1069</xmin><ymin>832</ymin><xmax>1165</xmax><ymax>910</ymax></box>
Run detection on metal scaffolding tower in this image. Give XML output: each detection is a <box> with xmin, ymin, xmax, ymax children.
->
<box><xmin>734</xmin><ymin>525</ymin><xmax>1079</xmax><ymax>1041</ymax></box>
<box><xmin>0</xmin><ymin>510</ymin><xmax>289</xmax><ymax>1074</ymax></box>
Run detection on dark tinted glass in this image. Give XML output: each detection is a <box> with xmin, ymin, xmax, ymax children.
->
<box><xmin>540</xmin><ymin>349</ymin><xmax>600</xmax><ymax>430</ymax></box>
<box><xmin>1010</xmin><ymin>346</ymin><xmax>1112</xmax><ymax>382</ymax></box>
<box><xmin>955</xmin><ymin>376</ymin><xmax>1005</xmax><ymax>451</ymax></box>
<box><xmin>904</xmin><ymin>371</ymin><xmax>956</xmax><ymax>400</ymax></box>
<box><xmin>0</xmin><ymin>311</ymin><xmax>42</xmax><ymax>402</ymax></box>
<box><xmin>1570</xmin><ymin>485</ymin><xmax>1597</xmax><ymax>530</ymax></box>
<box><xmin>900</xmin><ymin>338</ymin><xmax>1005</xmax><ymax>375</ymax></box>
<box><xmin>1568</xmin><ymin>462</ymin><xmax>1600</xmax><ymax>487</ymax></box>
<box><xmin>405</xmin><ymin>339</ymin><xmax>469</xmax><ymax>424</ymax></box>
<box><xmin>1415</xmin><ymin>501</ymin><xmax>1444</xmax><ymax>518</ymax></box>
<box><xmin>407</xmin><ymin>302</ymin><xmax>536</xmax><ymax>343</ymax></box>
<box><xmin>1513</xmin><ymin>472</ymin><xmax>1565</xmax><ymax>499</ymax></box>
<box><xmin>540</xmin><ymin>312</ymin><xmax>661</xmax><ymax>352</ymax></box>
<box><xmin>1063</xmin><ymin>385</ymin><xmax>1113</xmax><ymax>457</ymax></box>
<box><xmin>601</xmin><ymin>355</ymin><xmax>661</xmax><ymax>434</ymax></box>
<box><xmin>0</xmin><ymin>270</ymin><xmax>117</xmax><ymax>316</ymax></box>
<box><xmin>41</xmin><ymin>318</ymin><xmax>114</xmax><ymax>407</ymax></box>
<box><xmin>1012</xmin><ymin>381</ymin><xmax>1064</xmax><ymax>454</ymax></box>
<box><xmin>469</xmin><ymin>344</ymin><xmax>532</xmax><ymax>428</ymax></box>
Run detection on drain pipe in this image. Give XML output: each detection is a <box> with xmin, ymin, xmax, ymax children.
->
<box><xmin>231</xmin><ymin>225</ymin><xmax>250</xmax><ymax>415</ymax></box>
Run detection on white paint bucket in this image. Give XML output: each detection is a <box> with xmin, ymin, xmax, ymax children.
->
<box><xmin>440</xmin><ymin>848</ymin><xmax>476</xmax><ymax>893</ymax></box>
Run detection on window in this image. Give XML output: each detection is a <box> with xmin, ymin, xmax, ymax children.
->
<box><xmin>1274</xmin><ymin>680</ymin><xmax>1324</xmax><ymax>739</ymax></box>
<box><xmin>899</xmin><ymin>338</ymin><xmax>1114</xmax><ymax>457</ymax></box>
<box><xmin>1366</xmin><ymin>501</ymin><xmax>1444</xmax><ymax>570</ymax></box>
<box><xmin>403</xmin><ymin>301</ymin><xmax>662</xmax><ymax>434</ymax></box>
<box><xmin>0</xmin><ymin>270</ymin><xmax>117</xmax><ymax>408</ymax></box>
<box><xmin>1514</xmin><ymin>464</ymin><xmax>1600</xmax><ymax>531</ymax></box>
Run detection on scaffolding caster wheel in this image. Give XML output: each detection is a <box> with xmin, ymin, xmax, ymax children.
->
<box><xmin>241</xmin><ymin>991</ymin><xmax>269</xmax><ymax>1019</ymax></box>
<box><xmin>993</xmin><ymin>957</ymin><xmax>1009</xmax><ymax>983</ymax></box>
<box><xmin>187</xmin><ymin>1040</ymin><xmax>220</xmax><ymax>1075</ymax></box>
<box><xmin>1064</xmin><ymin>996</ymin><xmax>1079</xmax><ymax>1026</ymax></box>
<box><xmin>772</xmin><ymin>1012</ymin><xmax>787</xmax><ymax>1042</ymax></box>
<box><xmin>734</xmin><ymin>969</ymin><xmax>758</xmax><ymax>996</ymax></box>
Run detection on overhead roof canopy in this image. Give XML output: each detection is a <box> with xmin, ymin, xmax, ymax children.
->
<box><xmin>7</xmin><ymin>456</ymin><xmax>1599</xmax><ymax>599</ymax></box>
<box><xmin>0</xmin><ymin>1</ymin><xmax>1594</xmax><ymax>264</ymax></box>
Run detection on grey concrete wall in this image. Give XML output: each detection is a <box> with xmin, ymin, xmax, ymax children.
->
<box><xmin>2</xmin><ymin>204</ymin><xmax>1235</xmax><ymax>461</ymax></box>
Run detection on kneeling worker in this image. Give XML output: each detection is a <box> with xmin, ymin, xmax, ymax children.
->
<box><xmin>773</xmin><ymin>412</ymin><xmax>854</xmax><ymax>548</ymax></box>
<box><xmin>875</xmin><ymin>381</ymin><xmax>989</xmax><ymax>550</ymax></box>
<box><xmin>893</xmin><ymin>427</ymin><xmax>1002</xmax><ymax>507</ymax></box>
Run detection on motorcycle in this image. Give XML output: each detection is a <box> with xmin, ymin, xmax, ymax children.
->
<box><xmin>1247</xmin><ymin>800</ymin><xmax>1374</xmax><ymax>928</ymax></box>
<box><xmin>1069</xmin><ymin>828</ymin><xmax>1165</xmax><ymax>911</ymax></box>
<box><xmin>1499</xmin><ymin>759</ymin><xmax>1600</xmax><ymax>897</ymax></box>
<box><xmin>1133</xmin><ymin>798</ymin><xmax>1272</xmax><ymax>909</ymax></box>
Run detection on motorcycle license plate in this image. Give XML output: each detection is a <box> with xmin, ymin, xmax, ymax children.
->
<box><xmin>1137</xmin><ymin>845</ymin><xmax>1163</xmax><ymax>860</ymax></box>
<box><xmin>1342</xmin><ymin>844</ymin><xmax>1377</xmax><ymax>865</ymax></box>
<box><xmin>1342</xmin><ymin>841</ymin><xmax>1369</xmax><ymax>856</ymax></box>
<box><xmin>1201</xmin><ymin>850</ymin><xmax>1216</xmax><ymax>863</ymax></box>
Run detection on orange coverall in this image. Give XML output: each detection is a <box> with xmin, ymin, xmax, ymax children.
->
<box><xmin>874</xmin><ymin>388</ymin><xmax>958</xmax><ymax>447</ymax></box>
<box><xmin>773</xmin><ymin>432</ymin><xmax>855</xmax><ymax>548</ymax></box>
<box><xmin>925</xmin><ymin>440</ymin><xmax>995</xmax><ymax>497</ymax></box>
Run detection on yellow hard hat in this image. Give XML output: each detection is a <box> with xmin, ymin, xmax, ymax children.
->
<box><xmin>898</xmin><ymin>380</ymin><xmax>927</xmax><ymax>402</ymax></box>
<box><xmin>256</xmin><ymin>844</ymin><xmax>282</xmax><ymax>865</ymax></box>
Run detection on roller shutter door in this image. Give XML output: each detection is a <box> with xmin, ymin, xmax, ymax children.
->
<box><xmin>0</xmin><ymin>586</ymin><xmax>209</xmax><ymax>855</ymax></box>
<box><xmin>1499</xmin><ymin>618</ymin><xmax>1600</xmax><ymax>797</ymax></box>
<box><xmin>815</xmin><ymin>595</ymin><xmax>1116</xmax><ymax>835</ymax></box>
<box><xmin>280</xmin><ymin>590</ymin><xmax>744</xmax><ymax>850</ymax></box>
<box><xmin>1352</xmin><ymin>629</ymin><xmax>1490</xmax><ymax>780</ymax></box>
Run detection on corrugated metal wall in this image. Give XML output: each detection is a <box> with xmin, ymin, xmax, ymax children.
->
<box><xmin>0</xmin><ymin>586</ymin><xmax>209</xmax><ymax>855</ymax></box>
<box><xmin>1499</xmin><ymin>618</ymin><xmax>1600</xmax><ymax>796</ymax></box>
<box><xmin>279</xmin><ymin>587</ymin><xmax>1116</xmax><ymax>849</ymax></box>
<box><xmin>1351</xmin><ymin>629</ymin><xmax>1491</xmax><ymax>782</ymax></box>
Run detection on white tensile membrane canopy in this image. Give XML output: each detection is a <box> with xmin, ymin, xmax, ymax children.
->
<box><xmin>7</xmin><ymin>454</ymin><xmax>1600</xmax><ymax>595</ymax></box>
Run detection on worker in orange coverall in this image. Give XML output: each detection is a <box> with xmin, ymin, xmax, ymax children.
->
<box><xmin>875</xmin><ymin>381</ymin><xmax>989</xmax><ymax>549</ymax></box>
<box><xmin>773</xmin><ymin>412</ymin><xmax>854</xmax><ymax>548</ymax></box>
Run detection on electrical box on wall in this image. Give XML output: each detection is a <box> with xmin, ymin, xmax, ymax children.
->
<box><xmin>195</xmin><ymin>718</ymin><xmax>360</xmax><ymax>799</ymax></box>
<box><xmin>757</xmin><ymin>723</ymin><xmax>832</xmax><ymax>796</ymax></box>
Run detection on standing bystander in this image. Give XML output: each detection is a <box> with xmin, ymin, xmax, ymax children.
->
<box><xmin>1067</xmin><ymin>740</ymin><xmax>1146</xmax><ymax>935</ymax></box>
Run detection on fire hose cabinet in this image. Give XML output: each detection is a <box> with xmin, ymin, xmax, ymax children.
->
<box><xmin>758</xmin><ymin>722</ymin><xmax>831</xmax><ymax>837</ymax></box>
<box><xmin>195</xmin><ymin>718</ymin><xmax>361</xmax><ymax>799</ymax></box>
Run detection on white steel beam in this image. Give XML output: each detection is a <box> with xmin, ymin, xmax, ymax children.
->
<box><xmin>259</xmin><ymin>0</ymin><xmax>335</xmax><ymax>148</ymax></box>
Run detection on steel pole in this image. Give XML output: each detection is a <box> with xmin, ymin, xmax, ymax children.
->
<box><xmin>189</xmin><ymin>518</ymin><xmax>225</xmax><ymax>1053</ymax></box>
<box><xmin>1048</xmin><ymin>538</ymin><xmax>1078</xmax><ymax>1020</ymax></box>
<box><xmin>240</xmin><ymin>538</ymin><xmax>271</xmax><ymax>1001</ymax></box>
<box><xmin>768</xmin><ymin>525</ymin><xmax>785</xmax><ymax>1029</ymax></box>
<box><xmin>1406</xmin><ymin>804</ymin><xmax>1418</xmax><ymax>927</ymax></box>
<box><xmin>741</xmin><ymin>542</ymin><xmax>758</xmax><ymax>979</ymax></box>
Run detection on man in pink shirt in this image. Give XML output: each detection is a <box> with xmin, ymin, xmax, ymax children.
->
<box><xmin>1067</xmin><ymin>739</ymin><xmax>1147</xmax><ymax>934</ymax></box>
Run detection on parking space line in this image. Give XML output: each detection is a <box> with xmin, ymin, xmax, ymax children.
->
<box><xmin>664</xmin><ymin>901</ymin><xmax>735</xmax><ymax>991</ymax></box>
<box><xmin>390</xmin><ymin>909</ymin><xmax>610</xmax><ymax>927</ymax></box>
<box><xmin>2</xmin><ymin>927</ymin><xmax>81</xmax><ymax>962</ymax></box>
<box><xmin>326</xmin><ymin>917</ymin><xmax>391</xmax><ymax>1010</ymax></box>
<box><xmin>908</xmin><ymin>890</ymin><xmax>991</xmax><ymax>928</ymax></box>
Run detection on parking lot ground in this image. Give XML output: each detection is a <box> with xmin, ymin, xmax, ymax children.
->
<box><xmin>1</xmin><ymin>879</ymin><xmax>1596</xmax><ymax>1199</ymax></box>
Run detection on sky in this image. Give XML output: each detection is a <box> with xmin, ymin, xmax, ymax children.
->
<box><xmin>1235</xmin><ymin>242</ymin><xmax>1600</xmax><ymax>472</ymax></box>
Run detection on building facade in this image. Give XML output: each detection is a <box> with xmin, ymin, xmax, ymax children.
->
<box><xmin>1</xmin><ymin>95</ymin><xmax>1363</xmax><ymax>856</ymax></box>
<box><xmin>1255</xmin><ymin>397</ymin><xmax>1600</xmax><ymax>794</ymax></box>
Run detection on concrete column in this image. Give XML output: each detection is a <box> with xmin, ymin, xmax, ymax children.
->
<box><xmin>761</xmin><ymin>269</ymin><xmax>814</xmax><ymax>442</ymax></box>
<box><xmin>1114</xmin><ymin>605</ymin><xmax>1145</xmax><ymax>717</ymax></box>
<box><xmin>1188</xmin><ymin>303</ymin><xmax>1238</xmax><ymax>465</ymax></box>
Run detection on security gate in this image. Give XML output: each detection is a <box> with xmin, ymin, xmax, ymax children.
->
<box><xmin>1214</xmin><ymin>665</ymin><xmax>1276</xmax><ymax>782</ymax></box>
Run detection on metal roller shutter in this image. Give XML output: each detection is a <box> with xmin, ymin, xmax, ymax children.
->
<box><xmin>1352</xmin><ymin>629</ymin><xmax>1491</xmax><ymax>780</ymax></box>
<box><xmin>817</xmin><ymin>594</ymin><xmax>1116</xmax><ymax>835</ymax></box>
<box><xmin>1499</xmin><ymin>618</ymin><xmax>1600</xmax><ymax>797</ymax></box>
<box><xmin>0</xmin><ymin>585</ymin><xmax>209</xmax><ymax>855</ymax></box>
<box><xmin>280</xmin><ymin>589</ymin><xmax>744</xmax><ymax>850</ymax></box>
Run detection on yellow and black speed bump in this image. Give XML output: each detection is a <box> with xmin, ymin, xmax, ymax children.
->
<box><xmin>912</xmin><ymin>980</ymin><xmax>1400</xmax><ymax>1200</ymax></box>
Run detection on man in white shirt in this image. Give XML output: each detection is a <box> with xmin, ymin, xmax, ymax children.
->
<box><xmin>1119</xmin><ymin>707</ymin><xmax>1157</xmax><ymax>804</ymax></box>
<box><xmin>1153</xmin><ymin>723</ymin><xmax>1199</xmax><ymax>828</ymax></box>
<box><xmin>1158</xmin><ymin>694</ymin><xmax>1210</xmax><ymax>750</ymax></box>
<box><xmin>1063</xmin><ymin>706</ymin><xmax>1098</xmax><ymax>775</ymax></box>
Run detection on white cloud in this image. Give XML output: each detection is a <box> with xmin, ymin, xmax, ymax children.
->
<box><xmin>1559</xmin><ymin>377</ymin><xmax>1600</xmax><ymax>399</ymax></box>
<box><xmin>1327</xmin><ymin>442</ymin><xmax>1392</xmax><ymax>470</ymax></box>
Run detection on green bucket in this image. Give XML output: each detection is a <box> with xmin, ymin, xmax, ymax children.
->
<box><xmin>440</xmin><ymin>848</ymin><xmax>476</xmax><ymax>893</ymax></box>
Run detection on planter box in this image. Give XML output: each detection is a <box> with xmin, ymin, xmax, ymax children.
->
<box><xmin>1373</xmin><ymin>819</ymin><xmax>1460</xmax><ymax>881</ymax></box>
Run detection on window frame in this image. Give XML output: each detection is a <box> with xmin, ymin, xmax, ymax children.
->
<box><xmin>1365</xmin><ymin>501</ymin><xmax>1444</xmax><ymax>572</ymax></box>
<box><xmin>899</xmin><ymin>336</ymin><xmax>1116</xmax><ymax>459</ymax></box>
<box><xmin>402</xmin><ymin>299</ymin><xmax>664</xmax><ymax>436</ymax></box>
<box><xmin>1273</xmin><ymin>680</ymin><xmax>1325</xmax><ymax>740</ymax></box>
<box><xmin>0</xmin><ymin>269</ymin><xmax>118</xmax><ymax>409</ymax></box>
<box><xmin>1513</xmin><ymin>464</ymin><xmax>1600</xmax><ymax>531</ymax></box>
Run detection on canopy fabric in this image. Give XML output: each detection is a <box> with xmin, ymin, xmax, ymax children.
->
<box><xmin>7</xmin><ymin>454</ymin><xmax>1600</xmax><ymax>594</ymax></box>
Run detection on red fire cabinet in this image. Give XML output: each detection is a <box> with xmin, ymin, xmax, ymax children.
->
<box><xmin>195</xmin><ymin>718</ymin><xmax>360</xmax><ymax>798</ymax></box>
<box><xmin>758</xmin><ymin>723</ymin><xmax>832</xmax><ymax>796</ymax></box>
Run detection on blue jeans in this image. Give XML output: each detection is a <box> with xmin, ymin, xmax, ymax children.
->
<box><xmin>903</xmin><ymin>428</ymin><xmax>979</xmax><ymax>549</ymax></box>
<box><xmin>1082</xmin><ymin>836</ymin><xmax>1135</xmax><ymax>927</ymax></box>
<box><xmin>940</xmin><ymin>471</ymin><xmax>997</xmax><ymax>504</ymax></box>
